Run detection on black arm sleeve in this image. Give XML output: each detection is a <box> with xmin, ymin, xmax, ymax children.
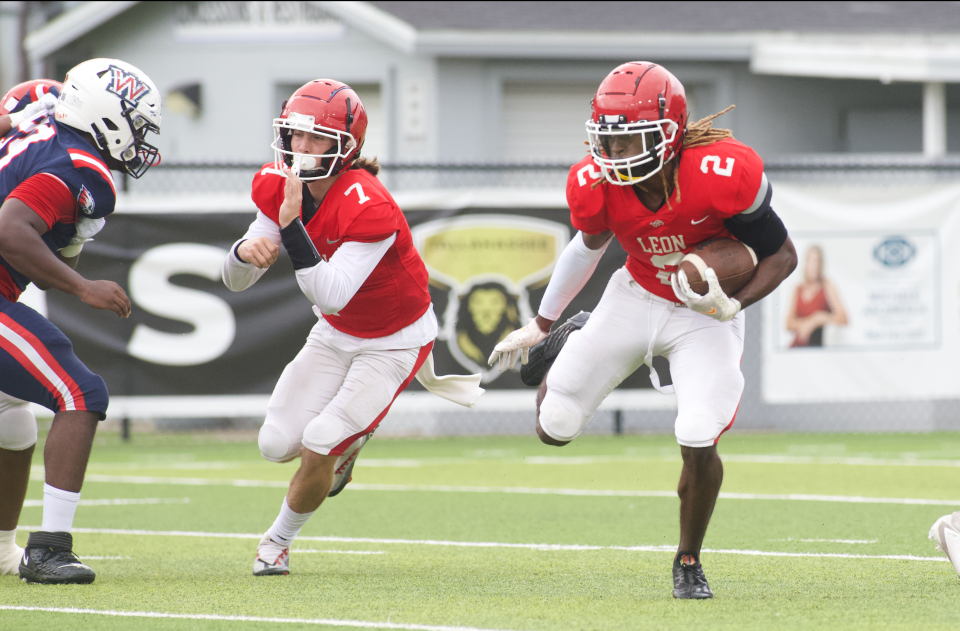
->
<box><xmin>724</xmin><ymin>207</ymin><xmax>788</xmax><ymax>261</ymax></box>
<box><xmin>279</xmin><ymin>218</ymin><xmax>322</xmax><ymax>270</ymax></box>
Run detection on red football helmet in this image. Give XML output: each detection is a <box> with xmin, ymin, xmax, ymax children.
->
<box><xmin>587</xmin><ymin>62</ymin><xmax>687</xmax><ymax>185</ymax></box>
<box><xmin>0</xmin><ymin>79</ymin><xmax>62</xmax><ymax>116</ymax></box>
<box><xmin>272</xmin><ymin>80</ymin><xmax>368</xmax><ymax>181</ymax></box>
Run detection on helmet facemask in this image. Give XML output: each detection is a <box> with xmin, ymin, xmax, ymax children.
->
<box><xmin>108</xmin><ymin>100</ymin><xmax>160</xmax><ymax>178</ymax></box>
<box><xmin>272</xmin><ymin>112</ymin><xmax>358</xmax><ymax>182</ymax></box>
<box><xmin>587</xmin><ymin>116</ymin><xmax>679</xmax><ymax>186</ymax></box>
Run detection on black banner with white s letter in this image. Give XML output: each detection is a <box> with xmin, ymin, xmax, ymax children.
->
<box><xmin>32</xmin><ymin>204</ymin><xmax>656</xmax><ymax>405</ymax></box>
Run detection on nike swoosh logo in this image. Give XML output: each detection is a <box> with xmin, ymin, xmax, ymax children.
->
<box><xmin>691</xmin><ymin>216</ymin><xmax>708</xmax><ymax>225</ymax></box>
<box><xmin>327</xmin><ymin>238</ymin><xmax>340</xmax><ymax>244</ymax></box>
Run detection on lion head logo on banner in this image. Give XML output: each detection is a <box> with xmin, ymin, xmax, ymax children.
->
<box><xmin>412</xmin><ymin>215</ymin><xmax>569</xmax><ymax>382</ymax></box>
<box><xmin>455</xmin><ymin>281</ymin><xmax>522</xmax><ymax>367</ymax></box>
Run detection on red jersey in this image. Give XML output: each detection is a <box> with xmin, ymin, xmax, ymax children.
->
<box><xmin>251</xmin><ymin>165</ymin><xmax>431</xmax><ymax>338</ymax></box>
<box><xmin>566</xmin><ymin>138</ymin><xmax>765</xmax><ymax>303</ymax></box>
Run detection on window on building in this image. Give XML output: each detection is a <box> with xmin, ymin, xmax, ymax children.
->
<box><xmin>501</xmin><ymin>82</ymin><xmax>597</xmax><ymax>163</ymax></box>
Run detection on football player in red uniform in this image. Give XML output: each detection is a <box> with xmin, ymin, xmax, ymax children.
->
<box><xmin>489</xmin><ymin>62</ymin><xmax>798</xmax><ymax>599</ymax></box>
<box><xmin>222</xmin><ymin>80</ymin><xmax>482</xmax><ymax>576</ymax></box>
<box><xmin>0</xmin><ymin>61</ymin><xmax>161</xmax><ymax>584</ymax></box>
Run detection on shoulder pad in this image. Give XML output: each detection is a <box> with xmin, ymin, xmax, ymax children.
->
<box><xmin>251</xmin><ymin>164</ymin><xmax>284</xmax><ymax>224</ymax></box>
<box><xmin>60</xmin><ymin>148</ymin><xmax>117</xmax><ymax>219</ymax></box>
<box><xmin>566</xmin><ymin>157</ymin><xmax>607</xmax><ymax>234</ymax></box>
<box><xmin>337</xmin><ymin>171</ymin><xmax>401</xmax><ymax>242</ymax></box>
<box><xmin>337</xmin><ymin>169</ymin><xmax>394</xmax><ymax>210</ymax></box>
<box><xmin>683</xmin><ymin>139</ymin><xmax>765</xmax><ymax>218</ymax></box>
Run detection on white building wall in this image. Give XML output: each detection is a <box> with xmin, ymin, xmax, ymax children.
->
<box><xmin>39</xmin><ymin>3</ymin><xmax>950</xmax><ymax>166</ymax></box>
<box><xmin>52</xmin><ymin>2</ymin><xmax>438</xmax><ymax>164</ymax></box>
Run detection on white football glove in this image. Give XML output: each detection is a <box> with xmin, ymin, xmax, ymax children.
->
<box><xmin>487</xmin><ymin>319</ymin><xmax>549</xmax><ymax>373</ymax></box>
<box><xmin>929</xmin><ymin>511</ymin><xmax>960</xmax><ymax>578</ymax></box>
<box><xmin>8</xmin><ymin>92</ymin><xmax>58</xmax><ymax>130</ymax></box>
<box><xmin>671</xmin><ymin>268</ymin><xmax>741</xmax><ymax>322</ymax></box>
<box><xmin>59</xmin><ymin>217</ymin><xmax>106</xmax><ymax>257</ymax></box>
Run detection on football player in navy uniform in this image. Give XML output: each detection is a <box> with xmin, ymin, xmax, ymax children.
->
<box><xmin>0</xmin><ymin>59</ymin><xmax>161</xmax><ymax>584</ymax></box>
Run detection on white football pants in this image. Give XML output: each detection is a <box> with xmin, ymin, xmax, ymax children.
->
<box><xmin>540</xmin><ymin>267</ymin><xmax>745</xmax><ymax>448</ymax></box>
<box><xmin>258</xmin><ymin>326</ymin><xmax>431</xmax><ymax>461</ymax></box>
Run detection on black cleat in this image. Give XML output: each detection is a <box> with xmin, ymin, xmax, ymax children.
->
<box><xmin>19</xmin><ymin>531</ymin><xmax>95</xmax><ymax>585</ymax></box>
<box><xmin>520</xmin><ymin>311</ymin><xmax>591</xmax><ymax>386</ymax></box>
<box><xmin>672</xmin><ymin>555</ymin><xmax>713</xmax><ymax>599</ymax></box>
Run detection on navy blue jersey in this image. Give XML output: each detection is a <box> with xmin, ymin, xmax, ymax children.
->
<box><xmin>0</xmin><ymin>119</ymin><xmax>117</xmax><ymax>300</ymax></box>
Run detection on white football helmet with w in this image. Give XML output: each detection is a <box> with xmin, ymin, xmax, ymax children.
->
<box><xmin>55</xmin><ymin>58</ymin><xmax>161</xmax><ymax>178</ymax></box>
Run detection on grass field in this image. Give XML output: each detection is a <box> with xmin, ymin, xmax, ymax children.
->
<box><xmin>2</xmin><ymin>430</ymin><xmax>960</xmax><ymax>630</ymax></box>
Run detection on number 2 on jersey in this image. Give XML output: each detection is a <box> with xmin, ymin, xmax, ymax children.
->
<box><xmin>344</xmin><ymin>183</ymin><xmax>370</xmax><ymax>205</ymax></box>
<box><xmin>650</xmin><ymin>252</ymin><xmax>684</xmax><ymax>285</ymax></box>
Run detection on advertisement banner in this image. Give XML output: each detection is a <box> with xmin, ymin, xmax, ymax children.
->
<box><xmin>26</xmin><ymin>198</ymin><xmax>659</xmax><ymax>411</ymax></box>
<box><xmin>762</xmin><ymin>180</ymin><xmax>960</xmax><ymax>403</ymax></box>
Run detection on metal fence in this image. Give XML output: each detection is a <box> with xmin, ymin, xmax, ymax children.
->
<box><xmin>113</xmin><ymin>158</ymin><xmax>960</xmax><ymax>437</ymax></box>
<box><xmin>123</xmin><ymin>155</ymin><xmax>960</xmax><ymax>195</ymax></box>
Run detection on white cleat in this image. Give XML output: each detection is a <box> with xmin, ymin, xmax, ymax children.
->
<box><xmin>328</xmin><ymin>434</ymin><xmax>369</xmax><ymax>498</ymax></box>
<box><xmin>929</xmin><ymin>511</ymin><xmax>960</xmax><ymax>578</ymax></box>
<box><xmin>0</xmin><ymin>542</ymin><xmax>23</xmax><ymax>575</ymax></box>
<box><xmin>253</xmin><ymin>533</ymin><xmax>289</xmax><ymax>576</ymax></box>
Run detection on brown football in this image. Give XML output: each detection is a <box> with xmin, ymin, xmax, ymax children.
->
<box><xmin>678</xmin><ymin>239</ymin><xmax>758</xmax><ymax>296</ymax></box>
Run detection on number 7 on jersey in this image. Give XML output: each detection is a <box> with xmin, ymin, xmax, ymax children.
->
<box><xmin>344</xmin><ymin>182</ymin><xmax>370</xmax><ymax>205</ymax></box>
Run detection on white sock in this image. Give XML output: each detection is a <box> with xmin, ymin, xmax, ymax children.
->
<box><xmin>0</xmin><ymin>529</ymin><xmax>22</xmax><ymax>574</ymax></box>
<box><xmin>41</xmin><ymin>483</ymin><xmax>80</xmax><ymax>533</ymax></box>
<box><xmin>265</xmin><ymin>497</ymin><xmax>314</xmax><ymax>547</ymax></box>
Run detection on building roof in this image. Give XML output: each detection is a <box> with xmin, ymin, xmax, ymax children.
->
<box><xmin>24</xmin><ymin>1</ymin><xmax>960</xmax><ymax>81</ymax></box>
<box><xmin>368</xmin><ymin>1</ymin><xmax>960</xmax><ymax>34</ymax></box>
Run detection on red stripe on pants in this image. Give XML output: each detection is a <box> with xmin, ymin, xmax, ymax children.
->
<box><xmin>0</xmin><ymin>326</ymin><xmax>68</xmax><ymax>410</ymax></box>
<box><xmin>329</xmin><ymin>341</ymin><xmax>434</xmax><ymax>457</ymax></box>
<box><xmin>0</xmin><ymin>313</ymin><xmax>86</xmax><ymax>410</ymax></box>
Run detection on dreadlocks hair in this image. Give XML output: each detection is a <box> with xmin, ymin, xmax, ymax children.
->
<box><xmin>350</xmin><ymin>155</ymin><xmax>380</xmax><ymax>176</ymax></box>
<box><xmin>590</xmin><ymin>105</ymin><xmax>737</xmax><ymax>208</ymax></box>
<box><xmin>682</xmin><ymin>105</ymin><xmax>736</xmax><ymax>149</ymax></box>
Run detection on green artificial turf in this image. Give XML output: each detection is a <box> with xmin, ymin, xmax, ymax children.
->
<box><xmin>2</xmin><ymin>432</ymin><xmax>959</xmax><ymax>630</ymax></box>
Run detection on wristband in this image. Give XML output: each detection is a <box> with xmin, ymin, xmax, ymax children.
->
<box><xmin>233</xmin><ymin>240</ymin><xmax>247</xmax><ymax>262</ymax></box>
<box><xmin>279</xmin><ymin>218</ymin><xmax>322</xmax><ymax>270</ymax></box>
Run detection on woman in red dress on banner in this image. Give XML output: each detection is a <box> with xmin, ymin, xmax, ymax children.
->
<box><xmin>786</xmin><ymin>245</ymin><xmax>848</xmax><ymax>347</ymax></box>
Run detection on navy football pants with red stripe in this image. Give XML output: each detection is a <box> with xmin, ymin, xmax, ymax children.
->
<box><xmin>0</xmin><ymin>296</ymin><xmax>108</xmax><ymax>419</ymax></box>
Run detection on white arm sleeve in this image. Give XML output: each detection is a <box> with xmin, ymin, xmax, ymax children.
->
<box><xmin>295</xmin><ymin>233</ymin><xmax>396</xmax><ymax>314</ymax></box>
<box><xmin>221</xmin><ymin>211</ymin><xmax>281</xmax><ymax>292</ymax></box>
<box><xmin>537</xmin><ymin>231</ymin><xmax>609</xmax><ymax>321</ymax></box>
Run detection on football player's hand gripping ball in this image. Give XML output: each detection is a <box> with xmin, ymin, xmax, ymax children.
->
<box><xmin>278</xmin><ymin>166</ymin><xmax>303</xmax><ymax>228</ymax></box>
<box><xmin>671</xmin><ymin>268</ymin><xmax>741</xmax><ymax>322</ymax></box>
<box><xmin>488</xmin><ymin>319</ymin><xmax>549</xmax><ymax>373</ymax></box>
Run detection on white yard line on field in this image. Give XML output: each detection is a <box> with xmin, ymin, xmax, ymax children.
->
<box><xmin>769</xmin><ymin>538</ymin><xmax>879</xmax><ymax>544</ymax></box>
<box><xmin>294</xmin><ymin>549</ymin><xmax>386</xmax><ymax>555</ymax></box>
<box><xmin>49</xmin><ymin>454</ymin><xmax>960</xmax><ymax>473</ymax></box>
<box><xmin>65</xmin><ymin>475</ymin><xmax>960</xmax><ymax>507</ymax></box>
<box><xmin>16</xmin><ymin>526</ymin><xmax>949</xmax><ymax>563</ymax></box>
<box><xmin>348</xmin><ymin>484</ymin><xmax>960</xmax><ymax>507</ymax></box>
<box><xmin>22</xmin><ymin>498</ymin><xmax>190</xmax><ymax>507</ymax></box>
<box><xmin>0</xmin><ymin>606</ymin><xmax>522</xmax><ymax>631</ymax></box>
